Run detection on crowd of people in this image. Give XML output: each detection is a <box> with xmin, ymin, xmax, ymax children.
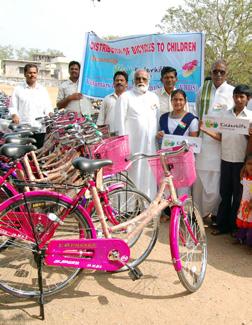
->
<box><xmin>8</xmin><ymin>59</ymin><xmax>252</xmax><ymax>250</ymax></box>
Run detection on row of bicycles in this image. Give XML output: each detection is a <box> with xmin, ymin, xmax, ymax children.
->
<box><xmin>0</xmin><ymin>110</ymin><xmax>207</xmax><ymax>319</ymax></box>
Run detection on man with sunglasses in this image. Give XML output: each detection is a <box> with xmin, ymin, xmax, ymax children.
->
<box><xmin>115</xmin><ymin>69</ymin><xmax>159</xmax><ymax>198</ymax></box>
<box><xmin>193</xmin><ymin>59</ymin><xmax>234</xmax><ymax>222</ymax></box>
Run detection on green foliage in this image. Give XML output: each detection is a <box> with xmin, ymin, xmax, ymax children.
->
<box><xmin>0</xmin><ymin>46</ymin><xmax>64</xmax><ymax>61</ymax></box>
<box><xmin>0</xmin><ymin>45</ymin><xmax>14</xmax><ymax>60</ymax></box>
<box><xmin>157</xmin><ymin>0</ymin><xmax>252</xmax><ymax>86</ymax></box>
<box><xmin>28</xmin><ymin>48</ymin><xmax>64</xmax><ymax>57</ymax></box>
<box><xmin>15</xmin><ymin>47</ymin><xmax>29</xmax><ymax>60</ymax></box>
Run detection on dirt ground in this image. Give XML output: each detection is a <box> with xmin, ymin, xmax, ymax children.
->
<box><xmin>0</xmin><ymin>222</ymin><xmax>252</xmax><ymax>325</ymax></box>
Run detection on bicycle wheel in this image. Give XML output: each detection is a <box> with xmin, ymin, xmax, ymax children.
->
<box><xmin>104</xmin><ymin>188</ymin><xmax>159</xmax><ymax>271</ymax></box>
<box><xmin>171</xmin><ymin>198</ymin><xmax>207</xmax><ymax>292</ymax></box>
<box><xmin>0</xmin><ymin>192</ymin><xmax>94</xmax><ymax>298</ymax></box>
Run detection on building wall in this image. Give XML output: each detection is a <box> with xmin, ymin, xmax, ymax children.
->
<box><xmin>1</xmin><ymin>56</ymin><xmax>70</xmax><ymax>81</ymax></box>
<box><xmin>4</xmin><ymin>61</ymin><xmax>27</xmax><ymax>78</ymax></box>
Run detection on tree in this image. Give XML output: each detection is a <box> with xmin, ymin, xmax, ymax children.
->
<box><xmin>25</xmin><ymin>48</ymin><xmax>64</xmax><ymax>59</ymax></box>
<box><xmin>45</xmin><ymin>49</ymin><xmax>64</xmax><ymax>57</ymax></box>
<box><xmin>0</xmin><ymin>45</ymin><xmax>15</xmax><ymax>60</ymax></box>
<box><xmin>157</xmin><ymin>0</ymin><xmax>252</xmax><ymax>86</ymax></box>
<box><xmin>0</xmin><ymin>46</ymin><xmax>65</xmax><ymax>61</ymax></box>
<box><xmin>15</xmin><ymin>47</ymin><xmax>29</xmax><ymax>60</ymax></box>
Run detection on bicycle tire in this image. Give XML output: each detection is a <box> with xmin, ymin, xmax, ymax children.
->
<box><xmin>0</xmin><ymin>192</ymin><xmax>94</xmax><ymax>298</ymax></box>
<box><xmin>102</xmin><ymin>188</ymin><xmax>159</xmax><ymax>271</ymax></box>
<box><xmin>171</xmin><ymin>197</ymin><xmax>207</xmax><ymax>292</ymax></box>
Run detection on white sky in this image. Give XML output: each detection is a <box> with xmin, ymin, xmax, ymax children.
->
<box><xmin>0</xmin><ymin>0</ymin><xmax>183</xmax><ymax>60</ymax></box>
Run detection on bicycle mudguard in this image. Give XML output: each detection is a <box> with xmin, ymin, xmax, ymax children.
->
<box><xmin>106</xmin><ymin>182</ymin><xmax>125</xmax><ymax>192</ymax></box>
<box><xmin>169</xmin><ymin>195</ymin><xmax>188</xmax><ymax>272</ymax></box>
<box><xmin>45</xmin><ymin>238</ymin><xmax>130</xmax><ymax>272</ymax></box>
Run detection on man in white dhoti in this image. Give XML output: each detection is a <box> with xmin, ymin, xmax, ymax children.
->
<box><xmin>193</xmin><ymin>60</ymin><xmax>234</xmax><ymax>218</ymax></box>
<box><xmin>115</xmin><ymin>69</ymin><xmax>160</xmax><ymax>199</ymax></box>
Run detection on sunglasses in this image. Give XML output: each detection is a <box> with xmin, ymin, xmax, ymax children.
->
<box><xmin>212</xmin><ymin>69</ymin><xmax>226</xmax><ymax>75</ymax></box>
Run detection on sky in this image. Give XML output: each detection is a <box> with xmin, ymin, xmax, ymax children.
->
<box><xmin>0</xmin><ymin>0</ymin><xmax>183</xmax><ymax>60</ymax></box>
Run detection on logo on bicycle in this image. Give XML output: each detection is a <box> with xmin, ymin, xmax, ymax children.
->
<box><xmin>120</xmin><ymin>255</ymin><xmax>129</xmax><ymax>262</ymax></box>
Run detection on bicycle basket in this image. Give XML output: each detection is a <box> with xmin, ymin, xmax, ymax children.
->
<box><xmin>148</xmin><ymin>146</ymin><xmax>196</xmax><ymax>188</ymax></box>
<box><xmin>92</xmin><ymin>135</ymin><xmax>130</xmax><ymax>175</ymax></box>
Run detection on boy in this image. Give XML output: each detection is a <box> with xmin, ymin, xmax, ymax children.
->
<box><xmin>200</xmin><ymin>84</ymin><xmax>252</xmax><ymax>235</ymax></box>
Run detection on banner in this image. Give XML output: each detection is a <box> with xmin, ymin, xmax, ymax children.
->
<box><xmin>161</xmin><ymin>134</ymin><xmax>202</xmax><ymax>153</ymax></box>
<box><xmin>202</xmin><ymin>117</ymin><xmax>250</xmax><ymax>135</ymax></box>
<box><xmin>79</xmin><ymin>32</ymin><xmax>205</xmax><ymax>102</ymax></box>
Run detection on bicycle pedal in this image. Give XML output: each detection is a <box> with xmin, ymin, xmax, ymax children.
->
<box><xmin>128</xmin><ymin>266</ymin><xmax>143</xmax><ymax>281</ymax></box>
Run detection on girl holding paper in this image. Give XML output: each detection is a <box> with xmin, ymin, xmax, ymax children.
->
<box><xmin>156</xmin><ymin>89</ymin><xmax>198</xmax><ymax>142</ymax></box>
<box><xmin>156</xmin><ymin>89</ymin><xmax>198</xmax><ymax>222</ymax></box>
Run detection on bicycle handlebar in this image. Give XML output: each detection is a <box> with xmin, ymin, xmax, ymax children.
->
<box><xmin>126</xmin><ymin>140</ymin><xmax>190</xmax><ymax>162</ymax></box>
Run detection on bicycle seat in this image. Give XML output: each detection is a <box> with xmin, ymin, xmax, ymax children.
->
<box><xmin>8</xmin><ymin>123</ymin><xmax>20</xmax><ymax>131</ymax></box>
<box><xmin>3</xmin><ymin>131</ymin><xmax>34</xmax><ymax>138</ymax></box>
<box><xmin>5</xmin><ymin>137</ymin><xmax>37</xmax><ymax>145</ymax></box>
<box><xmin>9</xmin><ymin>124</ymin><xmax>35</xmax><ymax>131</ymax></box>
<box><xmin>0</xmin><ymin>144</ymin><xmax>37</xmax><ymax>159</ymax></box>
<box><xmin>35</xmin><ymin>116</ymin><xmax>49</xmax><ymax>121</ymax></box>
<box><xmin>72</xmin><ymin>157</ymin><xmax>112</xmax><ymax>173</ymax></box>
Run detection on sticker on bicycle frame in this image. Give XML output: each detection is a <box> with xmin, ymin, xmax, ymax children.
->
<box><xmin>85</xmin><ymin>189</ymin><xmax>91</xmax><ymax>199</ymax></box>
<box><xmin>162</xmin><ymin>134</ymin><xmax>202</xmax><ymax>153</ymax></box>
<box><xmin>31</xmin><ymin>202</ymin><xmax>46</xmax><ymax>209</ymax></box>
<box><xmin>96</xmin><ymin>169</ymin><xmax>103</xmax><ymax>190</ymax></box>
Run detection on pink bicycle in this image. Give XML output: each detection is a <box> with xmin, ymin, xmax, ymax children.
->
<box><xmin>0</xmin><ymin>142</ymin><xmax>207</xmax><ymax>319</ymax></box>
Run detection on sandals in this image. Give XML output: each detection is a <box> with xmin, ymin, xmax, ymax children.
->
<box><xmin>211</xmin><ymin>229</ymin><xmax>224</xmax><ymax>236</ymax></box>
<box><xmin>160</xmin><ymin>215</ymin><xmax>169</xmax><ymax>223</ymax></box>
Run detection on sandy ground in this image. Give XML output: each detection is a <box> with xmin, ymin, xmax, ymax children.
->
<box><xmin>0</xmin><ymin>223</ymin><xmax>252</xmax><ymax>325</ymax></box>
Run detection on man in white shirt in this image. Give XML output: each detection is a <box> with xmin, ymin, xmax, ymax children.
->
<box><xmin>247</xmin><ymin>98</ymin><xmax>252</xmax><ymax>110</ymax></box>
<box><xmin>96</xmin><ymin>71</ymin><xmax>128</xmax><ymax>133</ymax></box>
<box><xmin>115</xmin><ymin>69</ymin><xmax>160</xmax><ymax>198</ymax></box>
<box><xmin>155</xmin><ymin>66</ymin><xmax>190</xmax><ymax>115</ymax></box>
<box><xmin>9</xmin><ymin>63</ymin><xmax>53</xmax><ymax>147</ymax></box>
<box><xmin>154</xmin><ymin>66</ymin><xmax>178</xmax><ymax>115</ymax></box>
<box><xmin>56</xmin><ymin>61</ymin><xmax>92</xmax><ymax>116</ymax></box>
<box><xmin>200</xmin><ymin>84</ymin><xmax>252</xmax><ymax>235</ymax></box>
<box><xmin>193</xmin><ymin>59</ymin><xmax>234</xmax><ymax>219</ymax></box>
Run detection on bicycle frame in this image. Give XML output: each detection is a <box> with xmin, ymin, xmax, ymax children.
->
<box><xmin>0</xmin><ymin>145</ymin><xmax>199</xmax><ymax>272</ymax></box>
<box><xmin>0</xmin><ymin>190</ymin><xmax>96</xmax><ymax>244</ymax></box>
<box><xmin>0</xmin><ymin>170</ymin><xmax>125</xmax><ymax>246</ymax></box>
<box><xmin>0</xmin><ymin>142</ymin><xmax>206</xmax><ymax>322</ymax></box>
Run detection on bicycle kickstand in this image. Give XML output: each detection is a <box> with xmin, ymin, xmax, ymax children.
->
<box><xmin>108</xmin><ymin>250</ymin><xmax>143</xmax><ymax>281</ymax></box>
<box><xmin>34</xmin><ymin>250</ymin><xmax>45</xmax><ymax>320</ymax></box>
<box><xmin>126</xmin><ymin>264</ymin><xmax>143</xmax><ymax>281</ymax></box>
